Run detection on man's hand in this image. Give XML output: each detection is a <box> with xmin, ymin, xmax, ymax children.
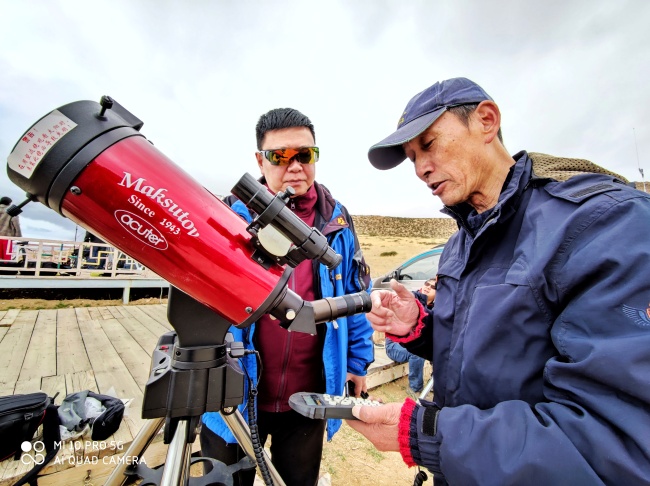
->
<box><xmin>368</xmin><ymin>279</ymin><xmax>420</xmax><ymax>336</ymax></box>
<box><xmin>346</xmin><ymin>401</ymin><xmax>402</xmax><ymax>452</ymax></box>
<box><xmin>346</xmin><ymin>373</ymin><xmax>367</xmax><ymax>397</ymax></box>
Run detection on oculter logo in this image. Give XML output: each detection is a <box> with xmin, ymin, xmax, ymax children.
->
<box><xmin>20</xmin><ymin>441</ymin><xmax>45</xmax><ymax>465</ymax></box>
<box><xmin>115</xmin><ymin>210</ymin><xmax>168</xmax><ymax>250</ymax></box>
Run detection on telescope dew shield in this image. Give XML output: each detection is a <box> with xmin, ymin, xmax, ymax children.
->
<box><xmin>5</xmin><ymin>98</ymin><xmax>290</xmax><ymax>327</ymax></box>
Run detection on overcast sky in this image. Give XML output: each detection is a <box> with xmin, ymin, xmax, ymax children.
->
<box><xmin>1</xmin><ymin>0</ymin><xmax>649</xmax><ymax>240</ymax></box>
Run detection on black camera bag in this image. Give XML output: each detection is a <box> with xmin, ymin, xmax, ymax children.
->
<box><xmin>87</xmin><ymin>391</ymin><xmax>125</xmax><ymax>440</ymax></box>
<box><xmin>0</xmin><ymin>393</ymin><xmax>50</xmax><ymax>461</ymax></box>
<box><xmin>0</xmin><ymin>392</ymin><xmax>61</xmax><ymax>486</ymax></box>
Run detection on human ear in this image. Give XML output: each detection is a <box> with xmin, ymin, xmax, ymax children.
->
<box><xmin>255</xmin><ymin>152</ymin><xmax>265</xmax><ymax>174</ymax></box>
<box><xmin>474</xmin><ymin>101</ymin><xmax>501</xmax><ymax>145</ymax></box>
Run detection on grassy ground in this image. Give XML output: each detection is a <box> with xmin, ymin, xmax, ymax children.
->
<box><xmin>0</xmin><ymin>296</ymin><xmax>168</xmax><ymax>311</ymax></box>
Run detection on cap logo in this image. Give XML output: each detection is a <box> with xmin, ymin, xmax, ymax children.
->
<box><xmin>397</xmin><ymin>111</ymin><xmax>407</xmax><ymax>127</ymax></box>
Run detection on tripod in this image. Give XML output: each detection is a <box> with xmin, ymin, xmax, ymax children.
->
<box><xmin>104</xmin><ymin>286</ymin><xmax>286</xmax><ymax>486</ymax></box>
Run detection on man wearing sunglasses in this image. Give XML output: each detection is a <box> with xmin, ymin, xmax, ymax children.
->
<box><xmin>415</xmin><ymin>277</ymin><xmax>436</xmax><ymax>309</ymax></box>
<box><xmin>201</xmin><ymin>108</ymin><xmax>374</xmax><ymax>486</ymax></box>
<box><xmin>346</xmin><ymin>77</ymin><xmax>650</xmax><ymax>485</ymax></box>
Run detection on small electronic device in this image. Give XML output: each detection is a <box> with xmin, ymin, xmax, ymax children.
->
<box><xmin>288</xmin><ymin>392</ymin><xmax>382</xmax><ymax>420</ymax></box>
<box><xmin>345</xmin><ymin>380</ymin><xmax>369</xmax><ymax>400</ymax></box>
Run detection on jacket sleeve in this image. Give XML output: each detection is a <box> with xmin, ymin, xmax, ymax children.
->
<box><xmin>341</xmin><ymin>213</ymin><xmax>374</xmax><ymax>376</ymax></box>
<box><xmin>402</xmin><ymin>197</ymin><xmax>650</xmax><ymax>485</ymax></box>
<box><xmin>388</xmin><ymin>301</ymin><xmax>434</xmax><ymax>362</ymax></box>
<box><xmin>11</xmin><ymin>216</ymin><xmax>21</xmax><ymax>238</ymax></box>
<box><xmin>230</xmin><ymin>200</ymin><xmax>253</xmax><ymax>224</ymax></box>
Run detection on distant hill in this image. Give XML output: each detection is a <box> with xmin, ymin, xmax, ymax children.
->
<box><xmin>351</xmin><ymin>215</ymin><xmax>457</xmax><ymax>239</ymax></box>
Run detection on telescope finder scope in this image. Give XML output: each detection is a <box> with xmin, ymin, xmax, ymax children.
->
<box><xmin>231</xmin><ymin>173</ymin><xmax>342</xmax><ymax>271</ymax></box>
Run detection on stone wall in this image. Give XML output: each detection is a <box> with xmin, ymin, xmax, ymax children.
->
<box><xmin>351</xmin><ymin>215</ymin><xmax>458</xmax><ymax>239</ymax></box>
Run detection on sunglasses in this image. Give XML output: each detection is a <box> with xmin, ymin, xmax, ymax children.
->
<box><xmin>423</xmin><ymin>281</ymin><xmax>437</xmax><ymax>289</ymax></box>
<box><xmin>259</xmin><ymin>147</ymin><xmax>319</xmax><ymax>166</ymax></box>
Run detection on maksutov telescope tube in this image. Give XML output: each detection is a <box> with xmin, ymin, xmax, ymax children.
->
<box><xmin>5</xmin><ymin>97</ymin><xmax>371</xmax><ymax>333</ymax></box>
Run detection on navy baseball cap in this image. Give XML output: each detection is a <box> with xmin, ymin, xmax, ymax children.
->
<box><xmin>368</xmin><ymin>77</ymin><xmax>494</xmax><ymax>170</ymax></box>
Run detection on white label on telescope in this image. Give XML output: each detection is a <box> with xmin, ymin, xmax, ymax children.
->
<box><xmin>7</xmin><ymin>110</ymin><xmax>77</xmax><ymax>179</ymax></box>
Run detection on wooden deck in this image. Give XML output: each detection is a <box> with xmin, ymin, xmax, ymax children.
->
<box><xmin>0</xmin><ymin>305</ymin><xmax>405</xmax><ymax>485</ymax></box>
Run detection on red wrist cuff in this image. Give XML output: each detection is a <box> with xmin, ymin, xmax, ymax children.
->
<box><xmin>398</xmin><ymin>398</ymin><xmax>418</xmax><ymax>467</ymax></box>
<box><xmin>387</xmin><ymin>300</ymin><xmax>427</xmax><ymax>344</ymax></box>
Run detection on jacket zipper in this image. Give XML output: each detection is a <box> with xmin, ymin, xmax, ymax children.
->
<box><xmin>276</xmin><ymin>272</ymin><xmax>294</xmax><ymax>412</ymax></box>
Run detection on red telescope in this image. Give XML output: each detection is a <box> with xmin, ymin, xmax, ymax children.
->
<box><xmin>5</xmin><ymin>96</ymin><xmax>370</xmax><ymax>335</ymax></box>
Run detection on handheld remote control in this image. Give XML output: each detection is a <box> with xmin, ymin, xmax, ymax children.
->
<box><xmin>288</xmin><ymin>392</ymin><xmax>382</xmax><ymax>420</ymax></box>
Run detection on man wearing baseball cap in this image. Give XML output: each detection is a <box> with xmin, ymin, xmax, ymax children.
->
<box><xmin>348</xmin><ymin>77</ymin><xmax>650</xmax><ymax>485</ymax></box>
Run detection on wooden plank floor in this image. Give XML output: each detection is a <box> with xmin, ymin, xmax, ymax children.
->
<box><xmin>0</xmin><ymin>304</ymin><xmax>171</xmax><ymax>485</ymax></box>
<box><xmin>0</xmin><ymin>304</ymin><xmax>404</xmax><ymax>485</ymax></box>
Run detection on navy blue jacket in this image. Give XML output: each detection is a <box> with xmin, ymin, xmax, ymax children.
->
<box><xmin>398</xmin><ymin>152</ymin><xmax>650</xmax><ymax>485</ymax></box>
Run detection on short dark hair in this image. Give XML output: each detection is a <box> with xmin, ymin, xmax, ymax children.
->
<box><xmin>0</xmin><ymin>197</ymin><xmax>12</xmax><ymax>206</ymax></box>
<box><xmin>255</xmin><ymin>108</ymin><xmax>316</xmax><ymax>150</ymax></box>
<box><xmin>447</xmin><ymin>103</ymin><xmax>504</xmax><ymax>145</ymax></box>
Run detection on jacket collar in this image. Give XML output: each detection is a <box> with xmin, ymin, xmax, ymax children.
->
<box><xmin>442</xmin><ymin>151</ymin><xmax>532</xmax><ymax>238</ymax></box>
<box><xmin>258</xmin><ymin>175</ymin><xmax>342</xmax><ymax>234</ymax></box>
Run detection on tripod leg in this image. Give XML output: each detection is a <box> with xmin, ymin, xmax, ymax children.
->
<box><xmin>418</xmin><ymin>376</ymin><xmax>434</xmax><ymax>403</ymax></box>
<box><xmin>161</xmin><ymin>419</ymin><xmax>193</xmax><ymax>486</ymax></box>
<box><xmin>104</xmin><ymin>417</ymin><xmax>165</xmax><ymax>486</ymax></box>
<box><xmin>221</xmin><ymin>410</ymin><xmax>286</xmax><ymax>486</ymax></box>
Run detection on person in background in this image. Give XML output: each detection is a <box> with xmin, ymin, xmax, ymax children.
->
<box><xmin>413</xmin><ymin>277</ymin><xmax>436</xmax><ymax>309</ymax></box>
<box><xmin>201</xmin><ymin>108</ymin><xmax>374</xmax><ymax>486</ymax></box>
<box><xmin>0</xmin><ymin>197</ymin><xmax>22</xmax><ymax>261</ymax></box>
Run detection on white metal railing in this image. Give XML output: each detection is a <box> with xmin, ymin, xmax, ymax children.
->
<box><xmin>0</xmin><ymin>236</ymin><xmax>161</xmax><ymax>279</ymax></box>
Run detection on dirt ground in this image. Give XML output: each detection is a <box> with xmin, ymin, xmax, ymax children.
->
<box><xmin>358</xmin><ymin>235</ymin><xmax>446</xmax><ymax>279</ymax></box>
<box><xmin>318</xmin><ymin>375</ymin><xmax>434</xmax><ymax>486</ymax></box>
<box><xmin>186</xmin><ymin>376</ymin><xmax>433</xmax><ymax>486</ymax></box>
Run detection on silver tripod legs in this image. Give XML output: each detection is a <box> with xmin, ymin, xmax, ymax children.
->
<box><xmin>221</xmin><ymin>410</ymin><xmax>286</xmax><ymax>486</ymax></box>
<box><xmin>104</xmin><ymin>417</ymin><xmax>166</xmax><ymax>486</ymax></box>
<box><xmin>160</xmin><ymin>419</ymin><xmax>193</xmax><ymax>486</ymax></box>
<box><xmin>418</xmin><ymin>376</ymin><xmax>434</xmax><ymax>403</ymax></box>
<box><xmin>103</xmin><ymin>412</ymin><xmax>286</xmax><ymax>486</ymax></box>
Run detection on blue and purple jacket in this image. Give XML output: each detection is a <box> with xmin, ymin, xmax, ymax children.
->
<box><xmin>203</xmin><ymin>181</ymin><xmax>374</xmax><ymax>443</ymax></box>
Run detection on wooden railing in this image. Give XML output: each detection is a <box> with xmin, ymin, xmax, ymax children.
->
<box><xmin>0</xmin><ymin>236</ymin><xmax>161</xmax><ymax>279</ymax></box>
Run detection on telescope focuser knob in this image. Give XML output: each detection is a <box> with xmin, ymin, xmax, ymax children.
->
<box><xmin>97</xmin><ymin>95</ymin><xmax>114</xmax><ymax>119</ymax></box>
<box><xmin>5</xmin><ymin>192</ymin><xmax>36</xmax><ymax>217</ymax></box>
<box><xmin>280</xmin><ymin>186</ymin><xmax>295</xmax><ymax>202</ymax></box>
